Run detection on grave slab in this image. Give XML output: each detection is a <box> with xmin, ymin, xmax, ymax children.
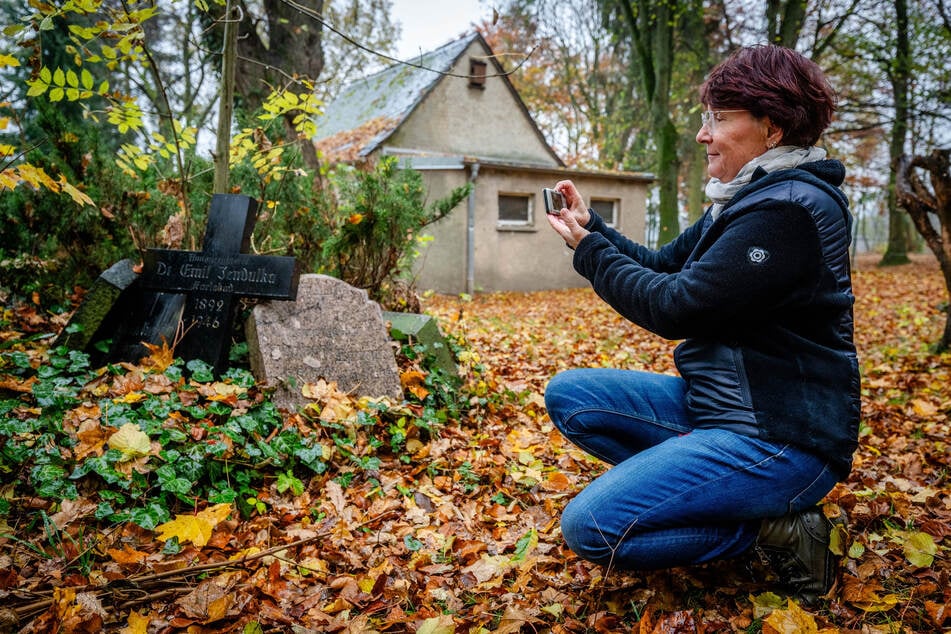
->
<box><xmin>246</xmin><ymin>274</ymin><xmax>402</xmax><ymax>410</ymax></box>
<box><xmin>54</xmin><ymin>258</ymin><xmax>139</xmax><ymax>352</ymax></box>
<box><xmin>382</xmin><ymin>311</ymin><xmax>457</xmax><ymax>377</ymax></box>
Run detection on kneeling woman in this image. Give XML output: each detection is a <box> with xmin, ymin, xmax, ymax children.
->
<box><xmin>543</xmin><ymin>45</ymin><xmax>859</xmax><ymax>604</ymax></box>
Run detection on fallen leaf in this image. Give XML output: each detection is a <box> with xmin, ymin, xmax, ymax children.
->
<box><xmin>762</xmin><ymin>600</ymin><xmax>817</xmax><ymax>633</ymax></box>
<box><xmin>120</xmin><ymin>610</ymin><xmax>150</xmax><ymax>634</ymax></box>
<box><xmin>107</xmin><ymin>545</ymin><xmax>149</xmax><ymax>566</ymax></box>
<box><xmin>155</xmin><ymin>503</ymin><xmax>232</xmax><ymax>547</ymax></box>
<box><xmin>107</xmin><ymin>423</ymin><xmax>151</xmax><ymax>462</ymax></box>
<box><xmin>900</xmin><ymin>530</ymin><xmax>937</xmax><ymax>567</ymax></box>
<box><xmin>416</xmin><ymin>614</ymin><xmax>455</xmax><ymax>634</ymax></box>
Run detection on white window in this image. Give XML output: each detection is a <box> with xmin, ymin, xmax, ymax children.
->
<box><xmin>498</xmin><ymin>193</ymin><xmax>533</xmax><ymax>226</ymax></box>
<box><xmin>591</xmin><ymin>198</ymin><xmax>618</xmax><ymax>226</ymax></box>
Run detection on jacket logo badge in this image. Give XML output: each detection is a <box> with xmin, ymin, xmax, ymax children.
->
<box><xmin>748</xmin><ymin>247</ymin><xmax>770</xmax><ymax>264</ymax></box>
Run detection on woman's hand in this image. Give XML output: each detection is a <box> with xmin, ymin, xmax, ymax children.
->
<box><xmin>545</xmin><ymin>180</ymin><xmax>591</xmax><ymax>249</ymax></box>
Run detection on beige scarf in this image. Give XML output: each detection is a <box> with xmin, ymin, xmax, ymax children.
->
<box><xmin>706</xmin><ymin>145</ymin><xmax>828</xmax><ymax>219</ymax></box>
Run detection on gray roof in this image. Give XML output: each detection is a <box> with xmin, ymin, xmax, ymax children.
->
<box><xmin>314</xmin><ymin>34</ymin><xmax>478</xmax><ymax>159</ymax></box>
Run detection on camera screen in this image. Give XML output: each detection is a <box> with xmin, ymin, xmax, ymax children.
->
<box><xmin>544</xmin><ymin>188</ymin><xmax>565</xmax><ymax>214</ymax></box>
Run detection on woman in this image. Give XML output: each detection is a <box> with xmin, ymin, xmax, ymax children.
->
<box><xmin>543</xmin><ymin>45</ymin><xmax>859</xmax><ymax>604</ymax></box>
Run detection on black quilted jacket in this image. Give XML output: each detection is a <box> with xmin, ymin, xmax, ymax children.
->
<box><xmin>573</xmin><ymin>160</ymin><xmax>860</xmax><ymax>478</ymax></box>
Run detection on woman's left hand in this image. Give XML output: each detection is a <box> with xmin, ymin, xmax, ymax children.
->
<box><xmin>546</xmin><ymin>180</ymin><xmax>591</xmax><ymax>249</ymax></box>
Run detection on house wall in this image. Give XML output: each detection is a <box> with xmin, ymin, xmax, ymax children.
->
<box><xmin>388</xmin><ymin>41</ymin><xmax>560</xmax><ymax>166</ymax></box>
<box><xmin>412</xmin><ymin>169</ymin><xmax>471</xmax><ymax>293</ymax></box>
<box><xmin>412</xmin><ymin>165</ymin><xmax>650</xmax><ymax>294</ymax></box>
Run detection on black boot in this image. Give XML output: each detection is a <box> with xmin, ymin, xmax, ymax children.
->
<box><xmin>755</xmin><ymin>507</ymin><xmax>843</xmax><ymax>605</ymax></box>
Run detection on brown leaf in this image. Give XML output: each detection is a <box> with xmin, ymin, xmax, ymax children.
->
<box><xmin>176</xmin><ymin>572</ymin><xmax>244</xmax><ymax>624</ymax></box>
<box><xmin>107</xmin><ymin>545</ymin><xmax>149</xmax><ymax>566</ymax></box>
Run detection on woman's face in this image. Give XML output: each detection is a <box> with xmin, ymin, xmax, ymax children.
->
<box><xmin>696</xmin><ymin>108</ymin><xmax>778</xmax><ymax>182</ymax></box>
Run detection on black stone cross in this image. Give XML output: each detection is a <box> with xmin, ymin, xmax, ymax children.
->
<box><xmin>133</xmin><ymin>194</ymin><xmax>300</xmax><ymax>374</ymax></box>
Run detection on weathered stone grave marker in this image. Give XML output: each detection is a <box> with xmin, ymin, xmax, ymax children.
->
<box><xmin>382</xmin><ymin>311</ymin><xmax>457</xmax><ymax>377</ymax></box>
<box><xmin>53</xmin><ymin>258</ymin><xmax>139</xmax><ymax>353</ymax></box>
<box><xmin>246</xmin><ymin>274</ymin><xmax>402</xmax><ymax>410</ymax></box>
<box><xmin>136</xmin><ymin>194</ymin><xmax>300</xmax><ymax>373</ymax></box>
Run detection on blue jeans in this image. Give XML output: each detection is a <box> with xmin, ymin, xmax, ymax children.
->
<box><xmin>544</xmin><ymin>368</ymin><xmax>838</xmax><ymax>570</ymax></box>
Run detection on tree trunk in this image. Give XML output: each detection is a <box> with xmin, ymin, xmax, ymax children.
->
<box><xmin>655</xmin><ymin>117</ymin><xmax>681</xmax><ymax>244</ymax></box>
<box><xmin>685</xmin><ymin>138</ymin><xmax>707</xmax><ymax>223</ymax></box>
<box><xmin>896</xmin><ymin>150</ymin><xmax>951</xmax><ymax>351</ymax></box>
<box><xmin>235</xmin><ymin>0</ymin><xmax>325</xmax><ymax>169</ymax></box>
<box><xmin>880</xmin><ymin>0</ymin><xmax>912</xmax><ymax>266</ymax></box>
<box><xmin>766</xmin><ymin>0</ymin><xmax>807</xmax><ymax>47</ymax></box>
<box><xmin>614</xmin><ymin>0</ymin><xmax>682</xmax><ymax>245</ymax></box>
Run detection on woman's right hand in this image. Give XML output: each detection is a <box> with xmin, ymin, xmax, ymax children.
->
<box><xmin>545</xmin><ymin>180</ymin><xmax>591</xmax><ymax>249</ymax></box>
<box><xmin>556</xmin><ymin>180</ymin><xmax>590</xmax><ymax>226</ymax></box>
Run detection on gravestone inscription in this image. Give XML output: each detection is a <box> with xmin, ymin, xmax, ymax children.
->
<box><xmin>246</xmin><ymin>274</ymin><xmax>402</xmax><ymax>410</ymax></box>
<box><xmin>135</xmin><ymin>194</ymin><xmax>300</xmax><ymax>373</ymax></box>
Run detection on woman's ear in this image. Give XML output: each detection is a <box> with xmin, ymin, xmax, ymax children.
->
<box><xmin>764</xmin><ymin>117</ymin><xmax>783</xmax><ymax>149</ymax></box>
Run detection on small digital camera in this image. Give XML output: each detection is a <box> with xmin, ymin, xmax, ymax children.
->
<box><xmin>542</xmin><ymin>188</ymin><xmax>566</xmax><ymax>215</ymax></box>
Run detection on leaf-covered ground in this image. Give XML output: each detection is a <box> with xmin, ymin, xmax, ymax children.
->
<box><xmin>1</xmin><ymin>254</ymin><xmax>949</xmax><ymax>633</ymax></box>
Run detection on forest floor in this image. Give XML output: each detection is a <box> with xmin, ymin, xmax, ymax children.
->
<box><xmin>0</xmin><ymin>253</ymin><xmax>948</xmax><ymax>633</ymax></box>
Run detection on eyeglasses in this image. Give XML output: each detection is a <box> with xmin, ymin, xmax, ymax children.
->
<box><xmin>700</xmin><ymin>109</ymin><xmax>746</xmax><ymax>131</ymax></box>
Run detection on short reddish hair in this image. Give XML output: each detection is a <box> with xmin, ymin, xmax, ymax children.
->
<box><xmin>699</xmin><ymin>45</ymin><xmax>836</xmax><ymax>147</ymax></box>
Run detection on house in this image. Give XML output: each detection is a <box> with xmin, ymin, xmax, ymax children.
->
<box><xmin>314</xmin><ymin>33</ymin><xmax>653</xmax><ymax>294</ymax></box>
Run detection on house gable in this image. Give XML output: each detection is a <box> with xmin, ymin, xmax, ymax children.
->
<box><xmin>387</xmin><ymin>38</ymin><xmax>562</xmax><ymax>166</ymax></box>
<box><xmin>314</xmin><ymin>33</ymin><xmax>562</xmax><ymax>167</ymax></box>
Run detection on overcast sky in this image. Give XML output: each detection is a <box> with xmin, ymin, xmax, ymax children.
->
<box><xmin>389</xmin><ymin>0</ymin><xmax>490</xmax><ymax>58</ymax></box>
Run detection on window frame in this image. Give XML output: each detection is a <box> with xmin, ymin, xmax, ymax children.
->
<box><xmin>590</xmin><ymin>198</ymin><xmax>619</xmax><ymax>227</ymax></box>
<box><xmin>496</xmin><ymin>192</ymin><xmax>534</xmax><ymax>229</ymax></box>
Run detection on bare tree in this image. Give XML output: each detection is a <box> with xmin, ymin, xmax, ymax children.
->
<box><xmin>896</xmin><ymin>149</ymin><xmax>951</xmax><ymax>351</ymax></box>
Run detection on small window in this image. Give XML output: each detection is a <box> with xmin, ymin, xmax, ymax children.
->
<box><xmin>469</xmin><ymin>59</ymin><xmax>487</xmax><ymax>88</ymax></box>
<box><xmin>591</xmin><ymin>199</ymin><xmax>618</xmax><ymax>226</ymax></box>
<box><xmin>498</xmin><ymin>193</ymin><xmax>532</xmax><ymax>226</ymax></box>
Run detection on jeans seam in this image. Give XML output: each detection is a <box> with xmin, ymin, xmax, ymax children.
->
<box><xmin>787</xmin><ymin>463</ymin><xmax>834</xmax><ymax>512</ymax></box>
<box><xmin>617</xmin><ymin>439</ymin><xmax>792</xmax><ymax>536</ymax></box>
<box><xmin>560</xmin><ymin>407</ymin><xmax>692</xmax><ymax>436</ymax></box>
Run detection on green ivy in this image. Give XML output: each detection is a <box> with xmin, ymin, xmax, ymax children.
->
<box><xmin>0</xmin><ymin>323</ymin><xmax>468</xmax><ymax>533</ymax></box>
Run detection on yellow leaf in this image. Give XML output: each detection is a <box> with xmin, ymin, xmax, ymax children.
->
<box><xmin>155</xmin><ymin>503</ymin><xmax>232</xmax><ymax>548</ymax></box>
<box><xmin>357</xmin><ymin>575</ymin><xmax>376</xmax><ymax>593</ymax></box>
<box><xmin>902</xmin><ymin>530</ymin><xmax>937</xmax><ymax>568</ymax></box>
<box><xmin>828</xmin><ymin>521</ymin><xmax>849</xmax><ymax>556</ymax></box>
<box><xmin>58</xmin><ymin>176</ymin><xmax>96</xmax><ymax>207</ymax></box>
<box><xmin>750</xmin><ymin>592</ymin><xmax>786</xmax><ymax>619</ymax></box>
<box><xmin>911</xmin><ymin>398</ymin><xmax>938</xmax><ymax>417</ymax></box>
<box><xmin>107</xmin><ymin>423</ymin><xmax>150</xmax><ymax>461</ymax></box>
<box><xmin>114</xmin><ymin>391</ymin><xmax>146</xmax><ymax>404</ymax></box>
<box><xmin>762</xmin><ymin>599</ymin><xmax>818</xmax><ymax>633</ymax></box>
<box><xmin>416</xmin><ymin>615</ymin><xmax>456</xmax><ymax>634</ymax></box>
<box><xmin>0</xmin><ymin>53</ymin><xmax>18</xmax><ymax>68</ymax></box>
<box><xmin>141</xmin><ymin>339</ymin><xmax>175</xmax><ymax>371</ymax></box>
<box><xmin>209</xmin><ymin>382</ymin><xmax>244</xmax><ymax>399</ymax></box>
<box><xmin>120</xmin><ymin>610</ymin><xmax>150</xmax><ymax>634</ymax></box>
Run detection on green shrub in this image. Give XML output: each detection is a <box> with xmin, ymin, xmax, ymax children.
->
<box><xmin>322</xmin><ymin>156</ymin><xmax>471</xmax><ymax>309</ymax></box>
